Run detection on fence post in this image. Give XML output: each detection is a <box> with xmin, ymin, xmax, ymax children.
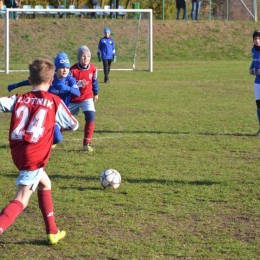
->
<box><xmin>253</xmin><ymin>0</ymin><xmax>257</xmax><ymax>22</ymax></box>
<box><xmin>162</xmin><ymin>0</ymin><xmax>164</xmax><ymax>20</ymax></box>
<box><xmin>208</xmin><ymin>0</ymin><xmax>211</xmax><ymax>20</ymax></box>
<box><xmin>226</xmin><ymin>0</ymin><xmax>229</xmax><ymax>20</ymax></box>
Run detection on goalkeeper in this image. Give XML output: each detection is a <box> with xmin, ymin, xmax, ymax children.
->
<box><xmin>97</xmin><ymin>27</ymin><xmax>116</xmax><ymax>83</ymax></box>
<box><xmin>7</xmin><ymin>52</ymin><xmax>80</xmax><ymax>146</ymax></box>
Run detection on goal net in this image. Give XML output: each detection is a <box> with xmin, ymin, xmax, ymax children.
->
<box><xmin>0</xmin><ymin>8</ymin><xmax>153</xmax><ymax>73</ymax></box>
<box><xmin>207</xmin><ymin>0</ymin><xmax>257</xmax><ymax>21</ymax></box>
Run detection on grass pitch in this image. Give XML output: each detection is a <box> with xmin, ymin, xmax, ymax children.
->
<box><xmin>0</xmin><ymin>60</ymin><xmax>259</xmax><ymax>259</ymax></box>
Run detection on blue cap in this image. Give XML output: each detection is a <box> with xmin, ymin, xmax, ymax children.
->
<box><xmin>54</xmin><ymin>52</ymin><xmax>70</xmax><ymax>71</ymax></box>
<box><xmin>104</xmin><ymin>27</ymin><xmax>111</xmax><ymax>34</ymax></box>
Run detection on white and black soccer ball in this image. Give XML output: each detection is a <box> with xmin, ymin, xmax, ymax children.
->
<box><xmin>100</xmin><ymin>169</ymin><xmax>121</xmax><ymax>189</ymax></box>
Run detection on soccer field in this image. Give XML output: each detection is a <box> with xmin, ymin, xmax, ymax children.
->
<box><xmin>0</xmin><ymin>60</ymin><xmax>259</xmax><ymax>259</ymax></box>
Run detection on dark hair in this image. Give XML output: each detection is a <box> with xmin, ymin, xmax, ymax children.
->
<box><xmin>253</xmin><ymin>29</ymin><xmax>260</xmax><ymax>40</ymax></box>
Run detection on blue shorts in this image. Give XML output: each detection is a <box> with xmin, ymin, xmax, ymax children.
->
<box><xmin>15</xmin><ymin>168</ymin><xmax>44</xmax><ymax>192</ymax></box>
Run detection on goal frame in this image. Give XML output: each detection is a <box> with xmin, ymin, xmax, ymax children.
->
<box><xmin>4</xmin><ymin>8</ymin><xmax>153</xmax><ymax>74</ymax></box>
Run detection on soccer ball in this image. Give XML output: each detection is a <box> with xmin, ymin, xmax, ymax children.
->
<box><xmin>100</xmin><ymin>169</ymin><xmax>121</xmax><ymax>189</ymax></box>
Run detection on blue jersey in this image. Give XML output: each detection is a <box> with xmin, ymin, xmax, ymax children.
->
<box><xmin>9</xmin><ymin>72</ymin><xmax>80</xmax><ymax>107</ymax></box>
<box><xmin>250</xmin><ymin>47</ymin><xmax>260</xmax><ymax>84</ymax></box>
<box><xmin>97</xmin><ymin>37</ymin><xmax>116</xmax><ymax>60</ymax></box>
<box><xmin>49</xmin><ymin>73</ymin><xmax>80</xmax><ymax>106</ymax></box>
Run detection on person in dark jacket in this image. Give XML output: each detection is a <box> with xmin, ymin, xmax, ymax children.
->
<box><xmin>109</xmin><ymin>0</ymin><xmax>119</xmax><ymax>19</ymax></box>
<box><xmin>176</xmin><ymin>0</ymin><xmax>186</xmax><ymax>20</ymax></box>
<box><xmin>97</xmin><ymin>28</ymin><xmax>116</xmax><ymax>83</ymax></box>
<box><xmin>4</xmin><ymin>0</ymin><xmax>19</xmax><ymax>19</ymax></box>
<box><xmin>89</xmin><ymin>0</ymin><xmax>98</xmax><ymax>18</ymax></box>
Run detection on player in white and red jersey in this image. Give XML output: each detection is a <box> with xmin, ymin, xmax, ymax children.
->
<box><xmin>0</xmin><ymin>59</ymin><xmax>78</xmax><ymax>245</ymax></box>
<box><xmin>69</xmin><ymin>45</ymin><xmax>99</xmax><ymax>152</ymax></box>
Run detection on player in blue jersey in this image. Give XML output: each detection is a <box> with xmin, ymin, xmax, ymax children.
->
<box><xmin>97</xmin><ymin>27</ymin><xmax>116</xmax><ymax>83</ymax></box>
<box><xmin>7</xmin><ymin>52</ymin><xmax>80</xmax><ymax>144</ymax></box>
<box><xmin>249</xmin><ymin>29</ymin><xmax>260</xmax><ymax>136</ymax></box>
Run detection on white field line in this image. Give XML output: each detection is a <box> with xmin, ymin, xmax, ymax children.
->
<box><xmin>63</xmin><ymin>135</ymin><xmax>140</xmax><ymax>141</ymax></box>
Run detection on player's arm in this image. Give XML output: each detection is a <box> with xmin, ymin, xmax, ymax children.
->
<box><xmin>112</xmin><ymin>40</ymin><xmax>116</xmax><ymax>62</ymax></box>
<box><xmin>249</xmin><ymin>61</ymin><xmax>255</xmax><ymax>75</ymax></box>
<box><xmin>112</xmin><ymin>39</ymin><xmax>116</xmax><ymax>56</ymax></box>
<box><xmin>68</xmin><ymin>74</ymin><xmax>80</xmax><ymax>97</ymax></box>
<box><xmin>92</xmin><ymin>69</ymin><xmax>99</xmax><ymax>101</ymax></box>
<box><xmin>7</xmin><ymin>80</ymin><xmax>31</xmax><ymax>92</ymax></box>
<box><xmin>56</xmin><ymin>100</ymin><xmax>79</xmax><ymax>132</ymax></box>
<box><xmin>97</xmin><ymin>40</ymin><xmax>102</xmax><ymax>61</ymax></box>
<box><xmin>52</xmin><ymin>83</ymin><xmax>79</xmax><ymax>97</ymax></box>
<box><xmin>0</xmin><ymin>95</ymin><xmax>17</xmax><ymax>112</ymax></box>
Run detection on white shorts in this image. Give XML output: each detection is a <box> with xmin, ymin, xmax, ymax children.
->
<box><xmin>68</xmin><ymin>99</ymin><xmax>95</xmax><ymax>115</ymax></box>
<box><xmin>15</xmin><ymin>168</ymin><xmax>44</xmax><ymax>192</ymax></box>
<box><xmin>254</xmin><ymin>83</ymin><xmax>260</xmax><ymax>100</ymax></box>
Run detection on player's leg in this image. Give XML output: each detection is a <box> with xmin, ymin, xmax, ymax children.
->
<box><xmin>254</xmin><ymin>83</ymin><xmax>260</xmax><ymax>136</ymax></box>
<box><xmin>37</xmin><ymin>171</ymin><xmax>66</xmax><ymax>245</ymax></box>
<box><xmin>255</xmin><ymin>100</ymin><xmax>260</xmax><ymax>136</ymax></box>
<box><xmin>107</xmin><ymin>59</ymin><xmax>112</xmax><ymax>81</ymax></box>
<box><xmin>103</xmin><ymin>59</ymin><xmax>109</xmax><ymax>83</ymax></box>
<box><xmin>0</xmin><ymin>168</ymin><xmax>44</xmax><ymax>234</ymax></box>
<box><xmin>0</xmin><ymin>186</ymin><xmax>29</xmax><ymax>234</ymax></box>
<box><xmin>83</xmin><ymin>110</ymin><xmax>95</xmax><ymax>152</ymax></box>
<box><xmin>82</xmin><ymin>100</ymin><xmax>96</xmax><ymax>152</ymax></box>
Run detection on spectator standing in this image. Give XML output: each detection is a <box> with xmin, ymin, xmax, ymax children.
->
<box><xmin>97</xmin><ymin>27</ymin><xmax>116</xmax><ymax>83</ymax></box>
<box><xmin>176</xmin><ymin>0</ymin><xmax>186</xmax><ymax>20</ymax></box>
<box><xmin>109</xmin><ymin>0</ymin><xmax>119</xmax><ymax>19</ymax></box>
<box><xmin>191</xmin><ymin>0</ymin><xmax>201</xmax><ymax>20</ymax></box>
<box><xmin>4</xmin><ymin>0</ymin><xmax>19</xmax><ymax>19</ymax></box>
<box><xmin>89</xmin><ymin>0</ymin><xmax>98</xmax><ymax>19</ymax></box>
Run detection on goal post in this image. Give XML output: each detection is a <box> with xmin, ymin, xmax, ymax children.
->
<box><xmin>3</xmin><ymin>8</ymin><xmax>153</xmax><ymax>74</ymax></box>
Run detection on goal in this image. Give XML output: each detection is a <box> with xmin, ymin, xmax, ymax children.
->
<box><xmin>1</xmin><ymin>8</ymin><xmax>153</xmax><ymax>74</ymax></box>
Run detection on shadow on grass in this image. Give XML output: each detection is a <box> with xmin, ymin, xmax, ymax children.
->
<box><xmin>0</xmin><ymin>240</ymin><xmax>48</xmax><ymax>246</ymax></box>
<box><xmin>95</xmin><ymin>129</ymin><xmax>255</xmax><ymax>137</ymax></box>
<box><xmin>3</xmin><ymin>173</ymin><xmax>221</xmax><ymax>186</ymax></box>
<box><xmin>171</xmin><ymin>180</ymin><xmax>221</xmax><ymax>185</ymax></box>
<box><xmin>0</xmin><ymin>144</ymin><xmax>10</xmax><ymax>149</ymax></box>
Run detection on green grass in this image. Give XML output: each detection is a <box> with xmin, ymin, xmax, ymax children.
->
<box><xmin>0</xmin><ymin>19</ymin><xmax>258</xmax><ymax>71</ymax></box>
<box><xmin>0</xmin><ymin>60</ymin><xmax>259</xmax><ymax>259</ymax></box>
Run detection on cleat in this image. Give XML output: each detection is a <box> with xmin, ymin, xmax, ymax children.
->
<box><xmin>52</xmin><ymin>144</ymin><xmax>57</xmax><ymax>149</ymax></box>
<box><xmin>255</xmin><ymin>129</ymin><xmax>260</xmax><ymax>136</ymax></box>
<box><xmin>83</xmin><ymin>144</ymin><xmax>93</xmax><ymax>152</ymax></box>
<box><xmin>47</xmin><ymin>230</ymin><xmax>66</xmax><ymax>245</ymax></box>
